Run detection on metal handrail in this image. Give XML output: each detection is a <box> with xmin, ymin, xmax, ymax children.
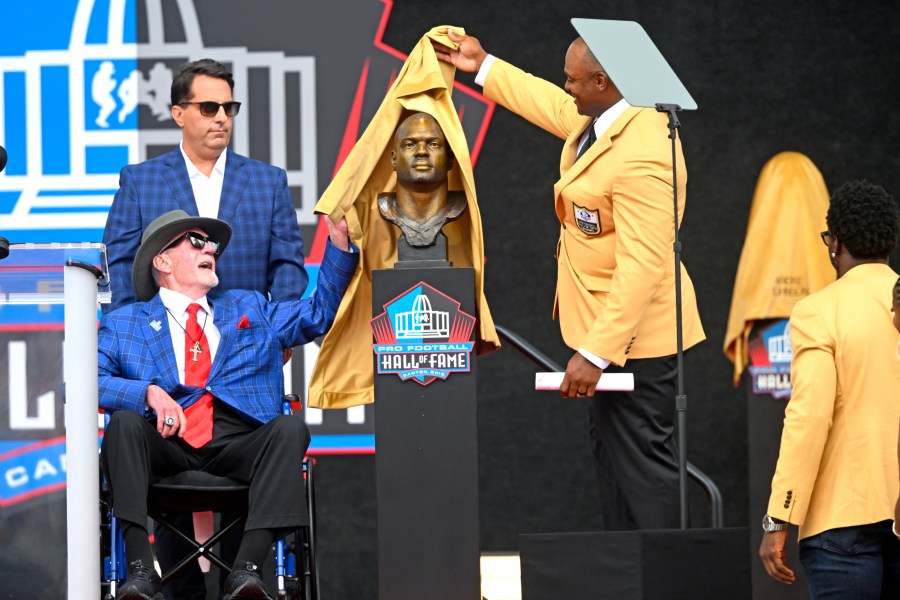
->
<box><xmin>494</xmin><ymin>323</ymin><xmax>724</xmax><ymax>528</ymax></box>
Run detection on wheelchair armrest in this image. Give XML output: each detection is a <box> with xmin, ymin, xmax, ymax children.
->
<box><xmin>283</xmin><ymin>393</ymin><xmax>301</xmax><ymax>415</ymax></box>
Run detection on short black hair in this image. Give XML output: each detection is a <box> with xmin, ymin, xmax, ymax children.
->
<box><xmin>826</xmin><ymin>180</ymin><xmax>899</xmax><ymax>259</ymax></box>
<box><xmin>170</xmin><ymin>59</ymin><xmax>234</xmax><ymax>107</ymax></box>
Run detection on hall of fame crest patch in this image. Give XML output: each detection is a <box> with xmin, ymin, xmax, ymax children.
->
<box><xmin>573</xmin><ymin>203</ymin><xmax>601</xmax><ymax>235</ymax></box>
<box><xmin>370</xmin><ymin>282</ymin><xmax>475</xmax><ymax>386</ymax></box>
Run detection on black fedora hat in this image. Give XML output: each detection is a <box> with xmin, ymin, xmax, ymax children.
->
<box><xmin>132</xmin><ymin>210</ymin><xmax>233</xmax><ymax>301</ymax></box>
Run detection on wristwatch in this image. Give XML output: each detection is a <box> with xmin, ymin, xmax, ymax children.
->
<box><xmin>761</xmin><ymin>514</ymin><xmax>787</xmax><ymax>532</ymax></box>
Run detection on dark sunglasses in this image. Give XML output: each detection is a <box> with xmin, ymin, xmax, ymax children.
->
<box><xmin>177</xmin><ymin>101</ymin><xmax>241</xmax><ymax>117</ymax></box>
<box><xmin>161</xmin><ymin>231</ymin><xmax>221</xmax><ymax>255</ymax></box>
<box><xmin>819</xmin><ymin>230</ymin><xmax>833</xmax><ymax>247</ymax></box>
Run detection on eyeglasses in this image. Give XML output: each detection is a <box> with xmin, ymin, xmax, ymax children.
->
<box><xmin>177</xmin><ymin>101</ymin><xmax>241</xmax><ymax>117</ymax></box>
<box><xmin>819</xmin><ymin>231</ymin><xmax>833</xmax><ymax>247</ymax></box>
<box><xmin>161</xmin><ymin>231</ymin><xmax>221</xmax><ymax>255</ymax></box>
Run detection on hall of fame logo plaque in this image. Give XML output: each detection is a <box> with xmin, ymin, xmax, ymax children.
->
<box><xmin>747</xmin><ymin>319</ymin><xmax>793</xmax><ymax>399</ymax></box>
<box><xmin>371</xmin><ymin>282</ymin><xmax>475</xmax><ymax>386</ymax></box>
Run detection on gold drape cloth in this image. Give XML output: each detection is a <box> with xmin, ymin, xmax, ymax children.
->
<box><xmin>309</xmin><ymin>26</ymin><xmax>499</xmax><ymax>409</ymax></box>
<box><xmin>724</xmin><ymin>151</ymin><xmax>834</xmax><ymax>385</ymax></box>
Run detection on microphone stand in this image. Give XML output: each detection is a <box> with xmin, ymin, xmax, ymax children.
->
<box><xmin>656</xmin><ymin>103</ymin><xmax>689</xmax><ymax>529</ymax></box>
<box><xmin>1</xmin><ymin>146</ymin><xmax>8</xmax><ymax>259</ymax></box>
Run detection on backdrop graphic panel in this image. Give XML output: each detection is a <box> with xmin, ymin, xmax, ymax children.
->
<box><xmin>0</xmin><ymin>1</ymin><xmax>494</xmax><ymax>595</ymax></box>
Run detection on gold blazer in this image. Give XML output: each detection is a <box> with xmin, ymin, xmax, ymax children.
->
<box><xmin>484</xmin><ymin>59</ymin><xmax>704</xmax><ymax>365</ymax></box>
<box><xmin>767</xmin><ymin>263</ymin><xmax>900</xmax><ymax>540</ymax></box>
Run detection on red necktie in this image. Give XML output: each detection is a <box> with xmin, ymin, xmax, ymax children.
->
<box><xmin>183</xmin><ymin>303</ymin><xmax>213</xmax><ymax>448</ymax></box>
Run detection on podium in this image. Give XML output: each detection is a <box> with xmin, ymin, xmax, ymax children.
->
<box><xmin>746</xmin><ymin>319</ymin><xmax>808</xmax><ymax>598</ymax></box>
<box><xmin>372</xmin><ymin>264</ymin><xmax>481</xmax><ymax>600</ymax></box>
<box><xmin>0</xmin><ymin>243</ymin><xmax>108</xmax><ymax>598</ymax></box>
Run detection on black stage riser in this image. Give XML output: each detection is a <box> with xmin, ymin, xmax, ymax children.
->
<box><xmin>520</xmin><ymin>528</ymin><xmax>751</xmax><ymax>600</ymax></box>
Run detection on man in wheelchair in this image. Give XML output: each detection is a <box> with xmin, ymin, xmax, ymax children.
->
<box><xmin>98</xmin><ymin>209</ymin><xmax>356</xmax><ymax>600</ymax></box>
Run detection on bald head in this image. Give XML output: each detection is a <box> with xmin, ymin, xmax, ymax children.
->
<box><xmin>572</xmin><ymin>37</ymin><xmax>603</xmax><ymax>71</ymax></box>
<box><xmin>564</xmin><ymin>37</ymin><xmax>621</xmax><ymax>117</ymax></box>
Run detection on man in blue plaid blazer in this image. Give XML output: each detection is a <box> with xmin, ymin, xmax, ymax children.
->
<box><xmin>99</xmin><ymin>210</ymin><xmax>356</xmax><ymax>600</ymax></box>
<box><xmin>102</xmin><ymin>58</ymin><xmax>307</xmax><ymax>312</ymax></box>
<box><xmin>102</xmin><ymin>58</ymin><xmax>309</xmax><ymax>599</ymax></box>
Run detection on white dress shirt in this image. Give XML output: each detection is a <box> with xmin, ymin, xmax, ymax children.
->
<box><xmin>180</xmin><ymin>141</ymin><xmax>227</xmax><ymax>219</ymax></box>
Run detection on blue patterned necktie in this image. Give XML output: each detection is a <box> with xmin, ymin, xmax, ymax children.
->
<box><xmin>577</xmin><ymin>120</ymin><xmax>597</xmax><ymax>159</ymax></box>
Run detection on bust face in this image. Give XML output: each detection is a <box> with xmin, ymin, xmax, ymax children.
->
<box><xmin>391</xmin><ymin>113</ymin><xmax>453</xmax><ymax>187</ymax></box>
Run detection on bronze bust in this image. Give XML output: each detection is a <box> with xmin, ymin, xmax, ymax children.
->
<box><xmin>378</xmin><ymin>112</ymin><xmax>466</xmax><ymax>248</ymax></box>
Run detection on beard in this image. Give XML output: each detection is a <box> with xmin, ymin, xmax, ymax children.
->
<box><xmin>197</xmin><ymin>269</ymin><xmax>219</xmax><ymax>290</ymax></box>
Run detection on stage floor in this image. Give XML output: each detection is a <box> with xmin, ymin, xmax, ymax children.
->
<box><xmin>481</xmin><ymin>553</ymin><xmax>522</xmax><ymax>600</ymax></box>
<box><xmin>182</xmin><ymin>552</ymin><xmax>525</xmax><ymax>600</ymax></box>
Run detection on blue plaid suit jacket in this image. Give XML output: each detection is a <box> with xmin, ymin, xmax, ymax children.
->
<box><xmin>98</xmin><ymin>241</ymin><xmax>357</xmax><ymax>424</ymax></box>
<box><xmin>102</xmin><ymin>147</ymin><xmax>308</xmax><ymax>311</ymax></box>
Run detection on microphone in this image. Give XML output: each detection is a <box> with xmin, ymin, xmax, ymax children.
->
<box><xmin>0</xmin><ymin>145</ymin><xmax>6</xmax><ymax>173</ymax></box>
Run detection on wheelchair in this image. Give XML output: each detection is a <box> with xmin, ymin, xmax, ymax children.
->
<box><xmin>100</xmin><ymin>395</ymin><xmax>319</xmax><ymax>600</ymax></box>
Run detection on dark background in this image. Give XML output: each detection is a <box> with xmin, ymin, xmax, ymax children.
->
<box><xmin>196</xmin><ymin>0</ymin><xmax>900</xmax><ymax>597</ymax></box>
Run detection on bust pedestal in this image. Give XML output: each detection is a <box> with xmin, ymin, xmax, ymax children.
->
<box><xmin>372</xmin><ymin>237</ymin><xmax>480</xmax><ymax>600</ymax></box>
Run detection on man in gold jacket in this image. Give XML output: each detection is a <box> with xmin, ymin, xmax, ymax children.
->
<box><xmin>759</xmin><ymin>181</ymin><xmax>900</xmax><ymax>595</ymax></box>
<box><xmin>436</xmin><ymin>31</ymin><xmax>704</xmax><ymax>529</ymax></box>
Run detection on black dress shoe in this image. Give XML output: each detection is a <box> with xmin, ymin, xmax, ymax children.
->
<box><xmin>223</xmin><ymin>561</ymin><xmax>269</xmax><ymax>599</ymax></box>
<box><xmin>116</xmin><ymin>559</ymin><xmax>163</xmax><ymax>600</ymax></box>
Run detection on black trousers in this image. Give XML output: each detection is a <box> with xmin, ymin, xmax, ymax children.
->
<box><xmin>588</xmin><ymin>354</ymin><xmax>683</xmax><ymax>531</ymax></box>
<box><xmin>101</xmin><ymin>406</ymin><xmax>310</xmax><ymax>597</ymax></box>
